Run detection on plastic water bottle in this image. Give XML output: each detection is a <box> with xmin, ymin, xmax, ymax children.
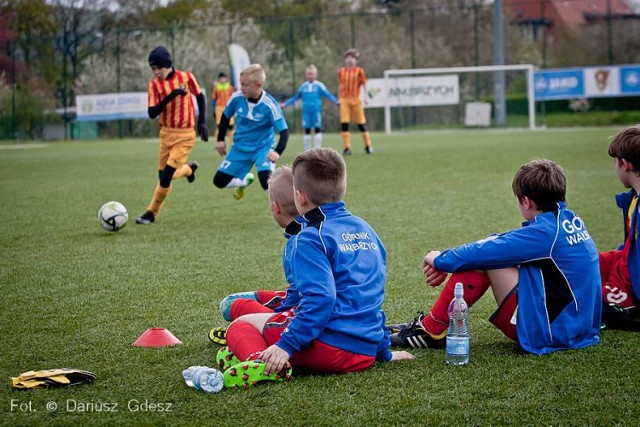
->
<box><xmin>182</xmin><ymin>366</ymin><xmax>224</xmax><ymax>393</ymax></box>
<box><xmin>446</xmin><ymin>283</ymin><xmax>469</xmax><ymax>365</ymax></box>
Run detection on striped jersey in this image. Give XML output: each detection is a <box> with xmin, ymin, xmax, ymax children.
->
<box><xmin>212</xmin><ymin>82</ymin><xmax>235</xmax><ymax>108</ymax></box>
<box><xmin>338</xmin><ymin>66</ymin><xmax>367</xmax><ymax>99</ymax></box>
<box><xmin>148</xmin><ymin>69</ymin><xmax>202</xmax><ymax>129</ymax></box>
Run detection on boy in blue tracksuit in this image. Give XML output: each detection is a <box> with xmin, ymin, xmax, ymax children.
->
<box><xmin>600</xmin><ymin>125</ymin><xmax>640</xmax><ymax>329</ymax></box>
<box><xmin>390</xmin><ymin>159</ymin><xmax>601</xmax><ymax>355</ymax></box>
<box><xmin>281</xmin><ymin>64</ymin><xmax>338</xmax><ymax>150</ymax></box>
<box><xmin>220</xmin><ymin>148</ymin><xmax>413</xmax><ymax>387</ymax></box>
<box><xmin>213</xmin><ymin>64</ymin><xmax>289</xmax><ymax>200</ymax></box>
<box><xmin>214</xmin><ymin>166</ymin><xmax>303</xmax><ymax>325</ymax></box>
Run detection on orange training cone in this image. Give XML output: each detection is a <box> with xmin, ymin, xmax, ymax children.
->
<box><xmin>132</xmin><ymin>328</ymin><xmax>182</xmax><ymax>347</ymax></box>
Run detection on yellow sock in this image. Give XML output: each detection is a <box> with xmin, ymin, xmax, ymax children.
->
<box><xmin>341</xmin><ymin>132</ymin><xmax>351</xmax><ymax>150</ymax></box>
<box><xmin>361</xmin><ymin>131</ymin><xmax>372</xmax><ymax>148</ymax></box>
<box><xmin>172</xmin><ymin>164</ymin><xmax>192</xmax><ymax>180</ymax></box>
<box><xmin>146</xmin><ymin>183</ymin><xmax>171</xmax><ymax>216</ymax></box>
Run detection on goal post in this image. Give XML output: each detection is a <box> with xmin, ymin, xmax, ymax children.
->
<box><xmin>379</xmin><ymin>64</ymin><xmax>537</xmax><ymax>133</ymax></box>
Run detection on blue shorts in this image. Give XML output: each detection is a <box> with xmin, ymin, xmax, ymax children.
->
<box><xmin>302</xmin><ymin>109</ymin><xmax>322</xmax><ymax>130</ymax></box>
<box><xmin>217</xmin><ymin>144</ymin><xmax>275</xmax><ymax>179</ymax></box>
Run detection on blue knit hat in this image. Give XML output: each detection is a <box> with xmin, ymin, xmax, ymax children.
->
<box><xmin>148</xmin><ymin>46</ymin><xmax>172</xmax><ymax>68</ymax></box>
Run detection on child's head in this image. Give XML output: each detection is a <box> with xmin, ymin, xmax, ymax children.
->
<box><xmin>305</xmin><ymin>64</ymin><xmax>318</xmax><ymax>82</ymax></box>
<box><xmin>148</xmin><ymin>46</ymin><xmax>173</xmax><ymax>79</ymax></box>
<box><xmin>344</xmin><ymin>49</ymin><xmax>359</xmax><ymax>68</ymax></box>
<box><xmin>512</xmin><ymin>159</ymin><xmax>566</xmax><ymax>213</ymax></box>
<box><xmin>292</xmin><ymin>148</ymin><xmax>346</xmax><ymax>213</ymax></box>
<box><xmin>608</xmin><ymin>125</ymin><xmax>640</xmax><ymax>185</ymax></box>
<box><xmin>240</xmin><ymin>64</ymin><xmax>265</xmax><ymax>99</ymax></box>
<box><xmin>217</xmin><ymin>72</ymin><xmax>229</xmax><ymax>83</ymax></box>
<box><xmin>268</xmin><ymin>166</ymin><xmax>298</xmax><ymax>228</ymax></box>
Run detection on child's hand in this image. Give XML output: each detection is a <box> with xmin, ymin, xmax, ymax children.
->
<box><xmin>260</xmin><ymin>344</ymin><xmax>290</xmax><ymax>376</ymax></box>
<box><xmin>215</xmin><ymin>140</ymin><xmax>226</xmax><ymax>156</ymax></box>
<box><xmin>391</xmin><ymin>351</ymin><xmax>415</xmax><ymax>361</ymax></box>
<box><xmin>424</xmin><ymin>265</ymin><xmax>447</xmax><ymax>287</ymax></box>
<box><xmin>267</xmin><ymin>150</ymin><xmax>280</xmax><ymax>162</ymax></box>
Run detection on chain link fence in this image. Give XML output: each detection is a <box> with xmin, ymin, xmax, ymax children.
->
<box><xmin>2</xmin><ymin>6</ymin><xmax>639</xmax><ymax>140</ymax></box>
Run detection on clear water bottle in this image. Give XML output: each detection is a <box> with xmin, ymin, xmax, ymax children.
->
<box><xmin>446</xmin><ymin>283</ymin><xmax>469</xmax><ymax>365</ymax></box>
<box><xmin>182</xmin><ymin>366</ymin><xmax>224</xmax><ymax>393</ymax></box>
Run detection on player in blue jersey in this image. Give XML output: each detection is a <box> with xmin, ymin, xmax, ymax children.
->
<box><xmin>219</xmin><ymin>148</ymin><xmax>413</xmax><ymax>387</ymax></box>
<box><xmin>213</xmin><ymin>64</ymin><xmax>289</xmax><ymax>200</ymax></box>
<box><xmin>390</xmin><ymin>159</ymin><xmax>601</xmax><ymax>355</ymax></box>
<box><xmin>281</xmin><ymin>64</ymin><xmax>339</xmax><ymax>151</ymax></box>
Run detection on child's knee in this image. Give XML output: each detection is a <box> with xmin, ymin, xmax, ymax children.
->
<box><xmin>219</xmin><ymin>291</ymin><xmax>258</xmax><ymax>321</ymax></box>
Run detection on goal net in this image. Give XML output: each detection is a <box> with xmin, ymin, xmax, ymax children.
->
<box><xmin>366</xmin><ymin>64</ymin><xmax>537</xmax><ymax>133</ymax></box>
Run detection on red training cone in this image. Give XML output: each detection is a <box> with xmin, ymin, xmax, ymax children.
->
<box><xmin>132</xmin><ymin>328</ymin><xmax>182</xmax><ymax>347</ymax></box>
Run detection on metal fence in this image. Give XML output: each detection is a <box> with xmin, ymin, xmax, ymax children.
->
<box><xmin>2</xmin><ymin>6</ymin><xmax>639</xmax><ymax>140</ymax></box>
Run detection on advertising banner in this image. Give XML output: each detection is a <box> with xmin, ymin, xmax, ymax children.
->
<box><xmin>366</xmin><ymin>75</ymin><xmax>459</xmax><ymax>108</ymax></box>
<box><xmin>76</xmin><ymin>92</ymin><xmax>148</xmax><ymax>122</ymax></box>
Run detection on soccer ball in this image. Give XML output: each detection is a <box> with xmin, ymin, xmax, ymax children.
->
<box><xmin>98</xmin><ymin>201</ymin><xmax>128</xmax><ymax>232</ymax></box>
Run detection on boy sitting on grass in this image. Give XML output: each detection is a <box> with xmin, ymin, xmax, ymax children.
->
<box><xmin>219</xmin><ymin>148</ymin><xmax>413</xmax><ymax>388</ymax></box>
<box><xmin>390</xmin><ymin>159</ymin><xmax>602</xmax><ymax>355</ymax></box>
<box><xmin>600</xmin><ymin>125</ymin><xmax>640</xmax><ymax>329</ymax></box>
<box><xmin>208</xmin><ymin>165</ymin><xmax>303</xmax><ymax>344</ymax></box>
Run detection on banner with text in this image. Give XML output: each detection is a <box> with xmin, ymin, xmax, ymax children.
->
<box><xmin>76</xmin><ymin>92</ymin><xmax>148</xmax><ymax>122</ymax></box>
<box><xmin>366</xmin><ymin>75</ymin><xmax>460</xmax><ymax>108</ymax></box>
<box><xmin>534</xmin><ymin>64</ymin><xmax>640</xmax><ymax>101</ymax></box>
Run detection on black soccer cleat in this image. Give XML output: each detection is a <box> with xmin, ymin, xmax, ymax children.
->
<box><xmin>135</xmin><ymin>210</ymin><xmax>155</xmax><ymax>225</ymax></box>
<box><xmin>390</xmin><ymin>311</ymin><xmax>446</xmax><ymax>349</ymax></box>
<box><xmin>342</xmin><ymin>148</ymin><xmax>352</xmax><ymax>156</ymax></box>
<box><xmin>365</xmin><ymin>146</ymin><xmax>373</xmax><ymax>154</ymax></box>
<box><xmin>187</xmin><ymin>161</ymin><xmax>199</xmax><ymax>183</ymax></box>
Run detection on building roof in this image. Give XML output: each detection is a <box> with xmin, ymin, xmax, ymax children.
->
<box><xmin>505</xmin><ymin>0</ymin><xmax>636</xmax><ymax>29</ymax></box>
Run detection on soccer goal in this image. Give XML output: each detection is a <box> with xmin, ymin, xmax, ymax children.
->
<box><xmin>370</xmin><ymin>64</ymin><xmax>537</xmax><ymax>133</ymax></box>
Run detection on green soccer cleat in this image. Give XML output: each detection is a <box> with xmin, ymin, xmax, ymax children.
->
<box><xmin>208</xmin><ymin>327</ymin><xmax>227</xmax><ymax>345</ymax></box>
<box><xmin>233</xmin><ymin>173</ymin><xmax>255</xmax><ymax>200</ymax></box>
<box><xmin>223</xmin><ymin>360</ymin><xmax>292</xmax><ymax>388</ymax></box>
<box><xmin>216</xmin><ymin>346</ymin><xmax>241</xmax><ymax>371</ymax></box>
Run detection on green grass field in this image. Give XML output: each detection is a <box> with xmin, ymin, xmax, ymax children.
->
<box><xmin>2</xmin><ymin>127</ymin><xmax>639</xmax><ymax>426</ymax></box>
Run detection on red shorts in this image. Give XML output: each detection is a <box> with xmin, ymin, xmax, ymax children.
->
<box><xmin>255</xmin><ymin>290</ymin><xmax>288</xmax><ymax>309</ymax></box>
<box><xmin>489</xmin><ymin>286</ymin><xmax>519</xmax><ymax>343</ymax></box>
<box><xmin>599</xmin><ymin>251</ymin><xmax>636</xmax><ymax>309</ymax></box>
<box><xmin>262</xmin><ymin>310</ymin><xmax>375</xmax><ymax>374</ymax></box>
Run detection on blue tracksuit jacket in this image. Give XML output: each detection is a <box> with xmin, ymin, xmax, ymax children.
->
<box><xmin>276</xmin><ymin>202</ymin><xmax>392</xmax><ymax>362</ymax></box>
<box><xmin>616</xmin><ymin>190</ymin><xmax>639</xmax><ymax>298</ymax></box>
<box><xmin>434</xmin><ymin>202</ymin><xmax>601</xmax><ymax>355</ymax></box>
<box><xmin>274</xmin><ymin>216</ymin><xmax>305</xmax><ymax>313</ymax></box>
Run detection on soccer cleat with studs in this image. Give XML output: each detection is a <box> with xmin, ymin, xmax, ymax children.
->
<box><xmin>208</xmin><ymin>327</ymin><xmax>227</xmax><ymax>345</ymax></box>
<box><xmin>390</xmin><ymin>311</ymin><xmax>446</xmax><ymax>349</ymax></box>
<box><xmin>365</xmin><ymin>146</ymin><xmax>373</xmax><ymax>154</ymax></box>
<box><xmin>233</xmin><ymin>173</ymin><xmax>255</xmax><ymax>200</ymax></box>
<box><xmin>216</xmin><ymin>346</ymin><xmax>241</xmax><ymax>371</ymax></box>
<box><xmin>223</xmin><ymin>360</ymin><xmax>292</xmax><ymax>388</ymax></box>
<box><xmin>187</xmin><ymin>161</ymin><xmax>199</xmax><ymax>183</ymax></box>
<box><xmin>342</xmin><ymin>148</ymin><xmax>352</xmax><ymax>156</ymax></box>
<box><xmin>135</xmin><ymin>210</ymin><xmax>155</xmax><ymax>225</ymax></box>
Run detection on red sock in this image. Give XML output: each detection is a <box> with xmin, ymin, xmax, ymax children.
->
<box><xmin>229</xmin><ymin>298</ymin><xmax>274</xmax><ymax>321</ymax></box>
<box><xmin>226</xmin><ymin>321</ymin><xmax>268</xmax><ymax>362</ymax></box>
<box><xmin>422</xmin><ymin>271</ymin><xmax>491</xmax><ymax>335</ymax></box>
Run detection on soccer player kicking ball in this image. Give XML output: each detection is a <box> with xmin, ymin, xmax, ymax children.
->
<box><xmin>136</xmin><ymin>46</ymin><xmax>208</xmax><ymax>225</ymax></box>
<box><xmin>213</xmin><ymin>64</ymin><xmax>289</xmax><ymax>199</ymax></box>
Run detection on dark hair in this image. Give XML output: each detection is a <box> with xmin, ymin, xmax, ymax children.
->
<box><xmin>512</xmin><ymin>159</ymin><xmax>566</xmax><ymax>212</ymax></box>
<box><xmin>608</xmin><ymin>125</ymin><xmax>640</xmax><ymax>175</ymax></box>
<box><xmin>292</xmin><ymin>148</ymin><xmax>346</xmax><ymax>206</ymax></box>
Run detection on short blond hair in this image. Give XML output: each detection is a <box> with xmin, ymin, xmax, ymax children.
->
<box><xmin>306</xmin><ymin>64</ymin><xmax>317</xmax><ymax>73</ymax></box>
<box><xmin>344</xmin><ymin>48</ymin><xmax>359</xmax><ymax>60</ymax></box>
<box><xmin>292</xmin><ymin>148</ymin><xmax>346</xmax><ymax>206</ymax></box>
<box><xmin>240</xmin><ymin>64</ymin><xmax>266</xmax><ymax>84</ymax></box>
<box><xmin>268</xmin><ymin>166</ymin><xmax>297</xmax><ymax>217</ymax></box>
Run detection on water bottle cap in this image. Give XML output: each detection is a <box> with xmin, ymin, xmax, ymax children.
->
<box><xmin>454</xmin><ymin>282</ymin><xmax>464</xmax><ymax>298</ymax></box>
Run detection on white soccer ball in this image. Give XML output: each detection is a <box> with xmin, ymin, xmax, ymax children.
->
<box><xmin>98</xmin><ymin>201</ymin><xmax>128</xmax><ymax>232</ymax></box>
